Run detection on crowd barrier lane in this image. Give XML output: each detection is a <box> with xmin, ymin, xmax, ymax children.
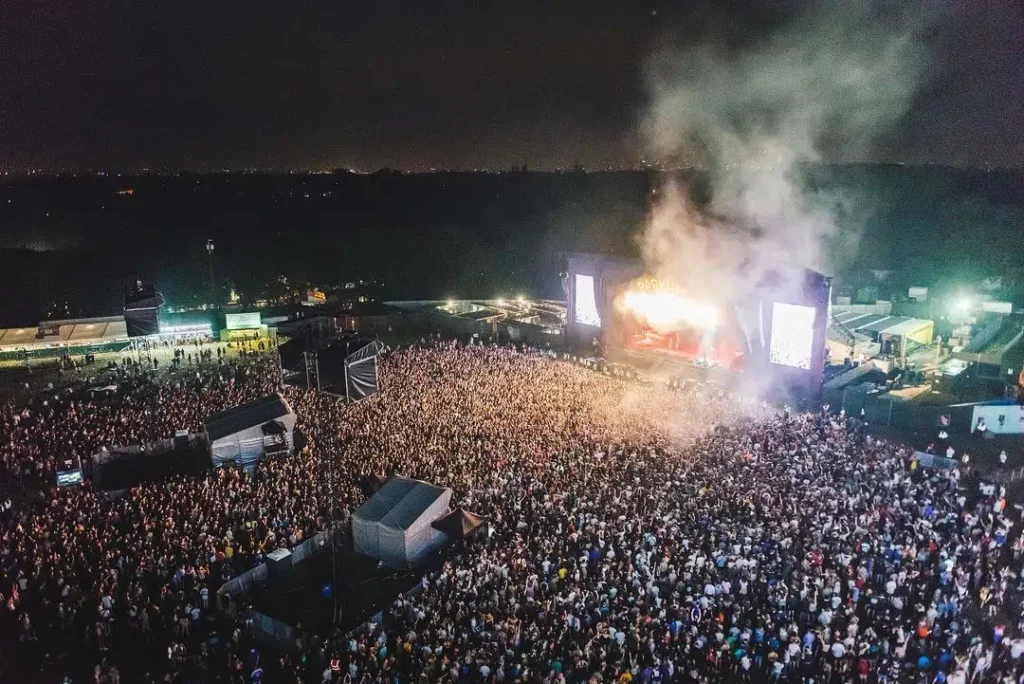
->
<box><xmin>243</xmin><ymin>608</ymin><xmax>297</xmax><ymax>644</ymax></box>
<box><xmin>216</xmin><ymin>526</ymin><xmax>340</xmax><ymax>611</ymax></box>
<box><xmin>992</xmin><ymin>465</ymin><xmax>1024</xmax><ymax>485</ymax></box>
<box><xmin>217</xmin><ymin>526</ymin><xmax>353</xmax><ymax>645</ymax></box>
<box><xmin>216</xmin><ymin>564</ymin><xmax>269</xmax><ymax>611</ymax></box>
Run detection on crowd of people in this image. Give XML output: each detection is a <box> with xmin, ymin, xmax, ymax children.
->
<box><xmin>1</xmin><ymin>352</ymin><xmax>279</xmax><ymax>490</ymax></box>
<box><xmin>0</xmin><ymin>339</ymin><xmax>1021</xmax><ymax>683</ymax></box>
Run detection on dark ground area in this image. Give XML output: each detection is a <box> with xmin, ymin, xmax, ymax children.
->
<box><xmin>248</xmin><ymin>543</ymin><xmax>427</xmax><ymax>639</ymax></box>
<box><xmin>94</xmin><ymin>439</ymin><xmax>212</xmax><ymax>492</ymax></box>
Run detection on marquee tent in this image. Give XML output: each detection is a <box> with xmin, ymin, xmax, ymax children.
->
<box><xmin>431</xmin><ymin>507</ymin><xmax>486</xmax><ymax>540</ymax></box>
<box><xmin>351</xmin><ymin>476</ymin><xmax>452</xmax><ymax>568</ymax></box>
<box><xmin>205</xmin><ymin>393</ymin><xmax>297</xmax><ymax>468</ymax></box>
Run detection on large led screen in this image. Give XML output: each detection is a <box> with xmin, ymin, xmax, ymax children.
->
<box><xmin>57</xmin><ymin>470</ymin><xmax>83</xmax><ymax>487</ymax></box>
<box><xmin>225</xmin><ymin>312</ymin><xmax>262</xmax><ymax>330</ymax></box>
<box><xmin>574</xmin><ymin>274</ymin><xmax>602</xmax><ymax>327</ymax></box>
<box><xmin>768</xmin><ymin>302</ymin><xmax>816</xmax><ymax>370</ymax></box>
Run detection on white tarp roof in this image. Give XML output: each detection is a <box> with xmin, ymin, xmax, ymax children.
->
<box><xmin>351</xmin><ymin>475</ymin><xmax>452</xmax><ymax>568</ymax></box>
<box><xmin>353</xmin><ymin>476</ymin><xmax>449</xmax><ymax>530</ymax></box>
<box><xmin>0</xmin><ymin>317</ymin><xmax>129</xmax><ymax>351</ymax></box>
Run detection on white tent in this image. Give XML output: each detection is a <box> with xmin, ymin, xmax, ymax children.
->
<box><xmin>205</xmin><ymin>393</ymin><xmax>297</xmax><ymax>468</ymax></box>
<box><xmin>351</xmin><ymin>476</ymin><xmax>452</xmax><ymax>568</ymax></box>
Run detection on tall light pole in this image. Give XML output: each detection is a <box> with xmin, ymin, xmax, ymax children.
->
<box><xmin>206</xmin><ymin>239</ymin><xmax>217</xmax><ymax>310</ymax></box>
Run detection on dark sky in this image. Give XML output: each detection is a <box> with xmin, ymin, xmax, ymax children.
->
<box><xmin>1</xmin><ymin>0</ymin><xmax>1021</xmax><ymax>172</ymax></box>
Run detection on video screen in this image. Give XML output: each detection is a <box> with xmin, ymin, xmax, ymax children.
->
<box><xmin>574</xmin><ymin>274</ymin><xmax>602</xmax><ymax>327</ymax></box>
<box><xmin>768</xmin><ymin>302</ymin><xmax>816</xmax><ymax>370</ymax></box>
<box><xmin>57</xmin><ymin>470</ymin><xmax>84</xmax><ymax>487</ymax></box>
<box><xmin>225</xmin><ymin>312</ymin><xmax>262</xmax><ymax>330</ymax></box>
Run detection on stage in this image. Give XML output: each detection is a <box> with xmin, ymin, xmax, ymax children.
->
<box><xmin>607</xmin><ymin>347</ymin><xmax>737</xmax><ymax>386</ymax></box>
<box><xmin>563</xmin><ymin>252</ymin><xmax>832</xmax><ymax>399</ymax></box>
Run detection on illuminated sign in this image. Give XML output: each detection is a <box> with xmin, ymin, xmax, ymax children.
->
<box><xmin>159</xmin><ymin>324</ymin><xmax>213</xmax><ymax>334</ymax></box>
<box><xmin>225</xmin><ymin>312</ymin><xmax>262</xmax><ymax>330</ymax></box>
<box><xmin>627</xmin><ymin>276</ymin><xmax>684</xmax><ymax>295</ymax></box>
<box><xmin>618</xmin><ymin>277</ymin><xmax>718</xmax><ymax>332</ymax></box>
<box><xmin>57</xmin><ymin>470</ymin><xmax>83</xmax><ymax>487</ymax></box>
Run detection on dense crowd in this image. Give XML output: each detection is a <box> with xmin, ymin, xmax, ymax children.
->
<box><xmin>1</xmin><ymin>353</ymin><xmax>278</xmax><ymax>489</ymax></box>
<box><xmin>0</xmin><ymin>340</ymin><xmax>1021</xmax><ymax>683</ymax></box>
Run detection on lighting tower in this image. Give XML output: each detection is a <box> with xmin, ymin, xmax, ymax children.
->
<box><xmin>206</xmin><ymin>239</ymin><xmax>218</xmax><ymax>309</ymax></box>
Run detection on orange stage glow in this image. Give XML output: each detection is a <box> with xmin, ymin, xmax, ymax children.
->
<box><xmin>619</xmin><ymin>282</ymin><xmax>719</xmax><ymax>332</ymax></box>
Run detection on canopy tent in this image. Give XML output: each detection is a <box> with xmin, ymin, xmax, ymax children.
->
<box><xmin>831</xmin><ymin>312</ymin><xmax>934</xmax><ymax>346</ymax></box>
<box><xmin>351</xmin><ymin>475</ymin><xmax>452</xmax><ymax>568</ymax></box>
<box><xmin>359</xmin><ymin>473</ymin><xmax>389</xmax><ymax>497</ymax></box>
<box><xmin>0</xmin><ymin>317</ymin><xmax>130</xmax><ymax>354</ymax></box>
<box><xmin>431</xmin><ymin>507</ymin><xmax>486</xmax><ymax>540</ymax></box>
<box><xmin>205</xmin><ymin>393</ymin><xmax>297</xmax><ymax>468</ymax></box>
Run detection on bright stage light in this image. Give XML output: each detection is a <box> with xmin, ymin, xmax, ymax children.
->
<box><xmin>768</xmin><ymin>303</ymin><xmax>815</xmax><ymax>370</ymax></box>
<box><xmin>620</xmin><ymin>289</ymin><xmax>719</xmax><ymax>331</ymax></box>
<box><xmin>574</xmin><ymin>275</ymin><xmax>602</xmax><ymax>327</ymax></box>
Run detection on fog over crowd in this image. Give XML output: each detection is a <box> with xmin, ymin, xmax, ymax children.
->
<box><xmin>641</xmin><ymin>1</ymin><xmax>929</xmax><ymax>310</ymax></box>
<box><xmin>1</xmin><ymin>341</ymin><xmax>1022</xmax><ymax>683</ymax></box>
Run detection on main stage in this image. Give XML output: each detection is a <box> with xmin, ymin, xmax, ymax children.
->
<box><xmin>563</xmin><ymin>252</ymin><xmax>831</xmax><ymax>399</ymax></box>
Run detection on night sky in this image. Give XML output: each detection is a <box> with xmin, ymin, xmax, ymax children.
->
<box><xmin>1</xmin><ymin>0</ymin><xmax>1021</xmax><ymax>172</ymax></box>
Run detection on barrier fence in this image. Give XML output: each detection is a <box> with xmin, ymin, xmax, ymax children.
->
<box><xmin>993</xmin><ymin>465</ymin><xmax>1024</xmax><ymax>485</ymax></box>
<box><xmin>217</xmin><ymin>526</ymin><xmax>340</xmax><ymax>641</ymax></box>
<box><xmin>216</xmin><ymin>564</ymin><xmax>268</xmax><ymax>613</ymax></box>
<box><xmin>913</xmin><ymin>452</ymin><xmax>957</xmax><ymax>470</ymax></box>
<box><xmin>823</xmin><ymin>387</ymin><xmax>981</xmax><ymax>435</ymax></box>
<box><xmin>243</xmin><ymin>608</ymin><xmax>297</xmax><ymax>644</ymax></box>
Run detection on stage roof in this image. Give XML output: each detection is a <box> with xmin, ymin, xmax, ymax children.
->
<box><xmin>353</xmin><ymin>475</ymin><xmax>450</xmax><ymax>530</ymax></box>
<box><xmin>832</xmin><ymin>312</ymin><xmax>932</xmax><ymax>337</ymax></box>
<box><xmin>204</xmin><ymin>392</ymin><xmax>294</xmax><ymax>441</ymax></box>
<box><xmin>565</xmin><ymin>252</ymin><xmax>829</xmax><ymax>293</ymax></box>
<box><xmin>0</xmin><ymin>328</ymin><xmax>37</xmax><ymax>347</ymax></box>
<box><xmin>0</xmin><ymin>317</ymin><xmax>130</xmax><ymax>351</ymax></box>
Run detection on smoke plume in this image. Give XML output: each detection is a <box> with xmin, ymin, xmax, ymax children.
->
<box><xmin>640</xmin><ymin>1</ymin><xmax>929</xmax><ymax>302</ymax></box>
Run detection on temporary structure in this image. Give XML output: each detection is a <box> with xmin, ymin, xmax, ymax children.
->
<box><xmin>205</xmin><ymin>393</ymin><xmax>297</xmax><ymax>468</ymax></box>
<box><xmin>431</xmin><ymin>507</ymin><xmax>486</xmax><ymax>540</ymax></box>
<box><xmin>351</xmin><ymin>476</ymin><xmax>452</xmax><ymax>568</ymax></box>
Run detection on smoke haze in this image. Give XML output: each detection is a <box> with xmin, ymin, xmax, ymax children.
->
<box><xmin>640</xmin><ymin>1</ymin><xmax>932</xmax><ymax>301</ymax></box>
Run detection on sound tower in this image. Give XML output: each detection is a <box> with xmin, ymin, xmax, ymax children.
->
<box><xmin>124</xmin><ymin>278</ymin><xmax>164</xmax><ymax>337</ymax></box>
<box><xmin>279</xmin><ymin>336</ymin><xmax>381</xmax><ymax>401</ymax></box>
<box><xmin>266</xmin><ymin>547</ymin><xmax>296</xmax><ymax>585</ymax></box>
